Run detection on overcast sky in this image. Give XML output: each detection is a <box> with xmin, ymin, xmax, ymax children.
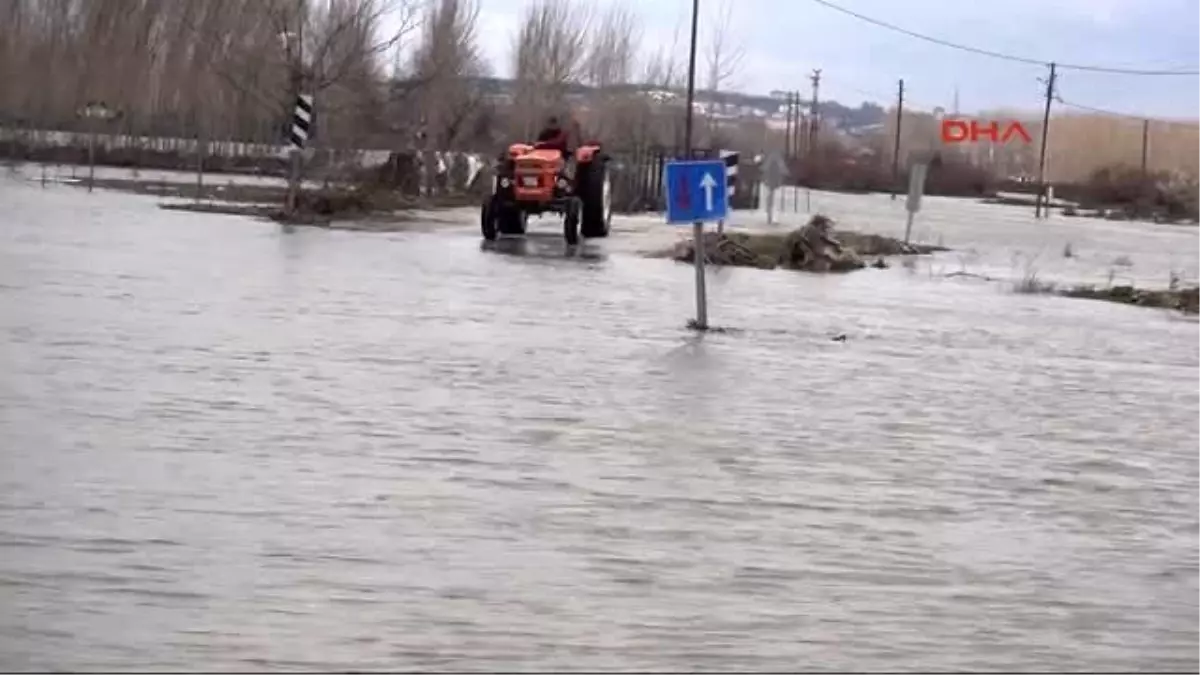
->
<box><xmin>402</xmin><ymin>0</ymin><xmax>1200</xmax><ymax>119</ymax></box>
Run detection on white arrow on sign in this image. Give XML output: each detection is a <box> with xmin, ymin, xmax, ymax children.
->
<box><xmin>700</xmin><ymin>172</ymin><xmax>717</xmax><ymax>211</ymax></box>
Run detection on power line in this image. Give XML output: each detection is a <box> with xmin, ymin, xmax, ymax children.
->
<box><xmin>1055</xmin><ymin>97</ymin><xmax>1198</xmax><ymax>126</ymax></box>
<box><xmin>806</xmin><ymin>0</ymin><xmax>1200</xmax><ymax>76</ymax></box>
<box><xmin>1056</xmin><ymin>98</ymin><xmax>1144</xmax><ymax>119</ymax></box>
<box><xmin>842</xmin><ymin>83</ymin><xmax>940</xmax><ymax>111</ymax></box>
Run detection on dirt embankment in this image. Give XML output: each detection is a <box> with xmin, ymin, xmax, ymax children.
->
<box><xmin>75</xmin><ymin>177</ymin><xmax>480</xmax><ymax>227</ymax></box>
<box><xmin>1063</xmin><ymin>285</ymin><xmax>1199</xmax><ymax>313</ymax></box>
<box><xmin>1012</xmin><ymin>269</ymin><xmax>1199</xmax><ymax>314</ymax></box>
<box><xmin>651</xmin><ymin>215</ymin><xmax>947</xmax><ymax>272</ymax></box>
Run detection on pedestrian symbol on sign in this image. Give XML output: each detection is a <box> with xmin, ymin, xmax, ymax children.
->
<box><xmin>676</xmin><ymin>173</ymin><xmax>691</xmax><ymax>210</ymax></box>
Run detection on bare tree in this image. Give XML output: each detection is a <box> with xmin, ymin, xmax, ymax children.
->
<box><xmin>511</xmin><ymin>0</ymin><xmax>590</xmax><ymax>138</ymax></box>
<box><xmin>410</xmin><ymin>0</ymin><xmax>486</xmax><ymax>147</ymax></box>
<box><xmin>307</xmin><ymin>0</ymin><xmax>418</xmax><ymax>92</ymax></box>
<box><xmin>577</xmin><ymin>3</ymin><xmax>641</xmax><ymax>144</ymax></box>
<box><xmin>635</xmin><ymin>16</ymin><xmax>689</xmax><ymax>150</ymax></box>
<box><xmin>403</xmin><ymin>0</ymin><xmax>487</xmax><ymax>192</ymax></box>
<box><xmin>583</xmin><ymin>4</ymin><xmax>638</xmax><ymax>90</ymax></box>
<box><xmin>641</xmin><ymin>39</ymin><xmax>683</xmax><ymax>92</ymax></box>
<box><xmin>701</xmin><ymin>0</ymin><xmax>743</xmax><ymax>145</ymax></box>
<box><xmin>3</xmin><ymin>0</ymin><xmax>462</xmax><ymax>156</ymax></box>
<box><xmin>179</xmin><ymin>0</ymin><xmax>423</xmax><ymax>209</ymax></box>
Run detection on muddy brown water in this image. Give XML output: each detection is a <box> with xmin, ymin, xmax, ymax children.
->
<box><xmin>1</xmin><ymin>177</ymin><xmax>1197</xmax><ymax>671</ymax></box>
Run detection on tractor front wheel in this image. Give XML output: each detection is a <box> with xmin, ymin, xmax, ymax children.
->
<box><xmin>480</xmin><ymin>201</ymin><xmax>497</xmax><ymax>241</ymax></box>
<box><xmin>497</xmin><ymin>205</ymin><xmax>526</xmax><ymax>235</ymax></box>
<box><xmin>563</xmin><ymin>197</ymin><xmax>581</xmax><ymax>246</ymax></box>
<box><xmin>485</xmin><ymin>196</ymin><xmax>525</xmax><ymax>237</ymax></box>
<box><xmin>578</xmin><ymin>160</ymin><xmax>611</xmax><ymax>239</ymax></box>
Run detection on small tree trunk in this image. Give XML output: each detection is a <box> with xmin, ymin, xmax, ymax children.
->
<box><xmin>286</xmin><ymin>149</ymin><xmax>301</xmax><ymax>213</ymax></box>
<box><xmin>87</xmin><ymin>125</ymin><xmax>96</xmax><ymax>192</ymax></box>
<box><xmin>195</xmin><ymin>126</ymin><xmax>206</xmax><ymax>202</ymax></box>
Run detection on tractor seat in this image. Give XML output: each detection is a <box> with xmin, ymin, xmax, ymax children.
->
<box><xmin>532</xmin><ymin>140</ymin><xmax>571</xmax><ymax>157</ymax></box>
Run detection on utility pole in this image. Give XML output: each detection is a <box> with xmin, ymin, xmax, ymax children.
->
<box><xmin>683</xmin><ymin>0</ymin><xmax>706</xmax><ymax>330</ymax></box>
<box><xmin>807</xmin><ymin>70</ymin><xmax>821</xmax><ymax>197</ymax></box>
<box><xmin>795</xmin><ymin>93</ymin><xmax>803</xmax><ymax>157</ymax></box>
<box><xmin>784</xmin><ymin>92</ymin><xmax>794</xmax><ymax>161</ymax></box>
<box><xmin>681</xmin><ymin>0</ymin><xmax>700</xmax><ymax>159</ymax></box>
<box><xmin>790</xmin><ymin>97</ymin><xmax>797</xmax><ymax>158</ymax></box>
<box><xmin>809</xmin><ymin>69</ymin><xmax>822</xmax><ymax>150</ymax></box>
<box><xmin>1140</xmin><ymin>118</ymin><xmax>1150</xmax><ymax>177</ymax></box>
<box><xmin>1139</xmin><ymin>118</ymin><xmax>1150</xmax><ymax>218</ymax></box>
<box><xmin>1034</xmin><ymin>62</ymin><xmax>1056</xmax><ymax>219</ymax></box>
<box><xmin>798</xmin><ymin>112</ymin><xmax>807</xmax><ymax>157</ymax></box>
<box><xmin>891</xmin><ymin>78</ymin><xmax>904</xmax><ymax>200</ymax></box>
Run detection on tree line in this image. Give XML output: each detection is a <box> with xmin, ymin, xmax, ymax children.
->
<box><xmin>1</xmin><ymin>0</ymin><xmax>1193</xmax><ymax>202</ymax></box>
<box><xmin>0</xmin><ymin>0</ymin><xmax>749</xmax><ymax>155</ymax></box>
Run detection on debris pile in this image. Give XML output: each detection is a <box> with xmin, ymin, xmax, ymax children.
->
<box><xmin>665</xmin><ymin>214</ymin><xmax>946</xmax><ymax>272</ymax></box>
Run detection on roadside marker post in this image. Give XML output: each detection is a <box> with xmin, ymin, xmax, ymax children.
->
<box><xmin>286</xmin><ymin>93</ymin><xmax>314</xmax><ymax>214</ymax></box>
<box><xmin>665</xmin><ymin>159</ymin><xmax>729</xmax><ymax>330</ymax></box>
<box><xmin>762</xmin><ymin>151</ymin><xmax>787</xmax><ymax>226</ymax></box>
<box><xmin>76</xmin><ymin>101</ymin><xmax>118</xmax><ymax>193</ymax></box>
<box><xmin>289</xmin><ymin>94</ymin><xmax>314</xmax><ymax>150</ymax></box>
<box><xmin>904</xmin><ymin>162</ymin><xmax>929</xmax><ymax>245</ymax></box>
<box><xmin>716</xmin><ymin>150</ymin><xmax>739</xmax><ymax>233</ymax></box>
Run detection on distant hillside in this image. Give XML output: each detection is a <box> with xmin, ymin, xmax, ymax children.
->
<box><xmin>461</xmin><ymin>77</ymin><xmax>888</xmax><ymax>134</ymax></box>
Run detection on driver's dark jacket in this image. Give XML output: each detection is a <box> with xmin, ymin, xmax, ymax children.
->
<box><xmin>536</xmin><ymin>127</ymin><xmax>568</xmax><ymax>151</ymax></box>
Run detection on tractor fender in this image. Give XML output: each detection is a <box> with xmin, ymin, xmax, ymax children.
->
<box><xmin>575</xmin><ymin>145</ymin><xmax>604</xmax><ymax>164</ymax></box>
<box><xmin>507</xmin><ymin>143</ymin><xmax>534</xmax><ymax>158</ymax></box>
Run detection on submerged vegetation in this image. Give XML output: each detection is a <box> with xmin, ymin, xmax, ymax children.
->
<box><xmin>1014</xmin><ymin>269</ymin><xmax>1198</xmax><ymax>314</ymax></box>
<box><xmin>653</xmin><ymin>214</ymin><xmax>947</xmax><ymax>272</ymax></box>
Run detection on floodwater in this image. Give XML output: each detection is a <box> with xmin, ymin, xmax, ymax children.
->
<box><xmin>1</xmin><ymin>176</ymin><xmax>1197</xmax><ymax>672</ymax></box>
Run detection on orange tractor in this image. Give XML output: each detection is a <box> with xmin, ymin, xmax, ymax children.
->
<box><xmin>480</xmin><ymin>140</ymin><xmax>612</xmax><ymax>245</ymax></box>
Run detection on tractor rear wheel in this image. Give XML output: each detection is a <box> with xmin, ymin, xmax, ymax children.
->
<box><xmin>578</xmin><ymin>160</ymin><xmax>611</xmax><ymax>239</ymax></box>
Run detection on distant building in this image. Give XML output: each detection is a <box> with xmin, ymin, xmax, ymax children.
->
<box><xmin>846</xmin><ymin>122</ymin><xmax>884</xmax><ymax>138</ymax></box>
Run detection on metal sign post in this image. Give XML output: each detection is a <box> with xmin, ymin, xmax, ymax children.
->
<box><xmin>76</xmin><ymin>102</ymin><xmax>118</xmax><ymax>193</ymax></box>
<box><xmin>665</xmin><ymin>159</ymin><xmax>730</xmax><ymax>330</ymax></box>
<box><xmin>763</xmin><ymin>152</ymin><xmax>787</xmax><ymax>226</ymax></box>
<box><xmin>905</xmin><ymin>161</ymin><xmax>929</xmax><ymax>245</ymax></box>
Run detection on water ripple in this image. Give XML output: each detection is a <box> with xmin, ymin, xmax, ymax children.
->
<box><xmin>0</xmin><ymin>178</ymin><xmax>1196</xmax><ymax>671</ymax></box>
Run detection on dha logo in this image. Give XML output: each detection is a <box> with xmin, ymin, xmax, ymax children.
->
<box><xmin>940</xmin><ymin>119</ymin><xmax>1033</xmax><ymax>144</ymax></box>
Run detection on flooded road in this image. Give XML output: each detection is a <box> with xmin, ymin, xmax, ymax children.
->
<box><xmin>1</xmin><ymin>178</ymin><xmax>1197</xmax><ymax>671</ymax></box>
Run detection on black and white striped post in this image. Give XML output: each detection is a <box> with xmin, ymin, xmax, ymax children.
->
<box><xmin>721</xmin><ymin>150</ymin><xmax>738</xmax><ymax>198</ymax></box>
<box><xmin>289</xmin><ymin>94</ymin><xmax>314</xmax><ymax>150</ymax></box>
<box><xmin>285</xmin><ymin>93</ymin><xmax>313</xmax><ymax>214</ymax></box>
<box><xmin>717</xmin><ymin>150</ymin><xmax>738</xmax><ymax>233</ymax></box>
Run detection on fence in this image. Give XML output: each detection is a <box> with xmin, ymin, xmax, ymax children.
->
<box><xmin>2</xmin><ymin>126</ymin><xmax>769</xmax><ymax>213</ymax></box>
<box><xmin>609</xmin><ymin>145</ymin><xmax>761</xmax><ymax>213</ymax></box>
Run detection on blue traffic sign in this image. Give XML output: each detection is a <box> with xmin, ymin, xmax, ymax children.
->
<box><xmin>664</xmin><ymin>159</ymin><xmax>729</xmax><ymax>224</ymax></box>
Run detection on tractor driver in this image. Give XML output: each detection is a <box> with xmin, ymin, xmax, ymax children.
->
<box><xmin>536</xmin><ymin>115</ymin><xmax>570</xmax><ymax>153</ymax></box>
<box><xmin>537</xmin><ymin>114</ymin><xmax>583</xmax><ymax>177</ymax></box>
